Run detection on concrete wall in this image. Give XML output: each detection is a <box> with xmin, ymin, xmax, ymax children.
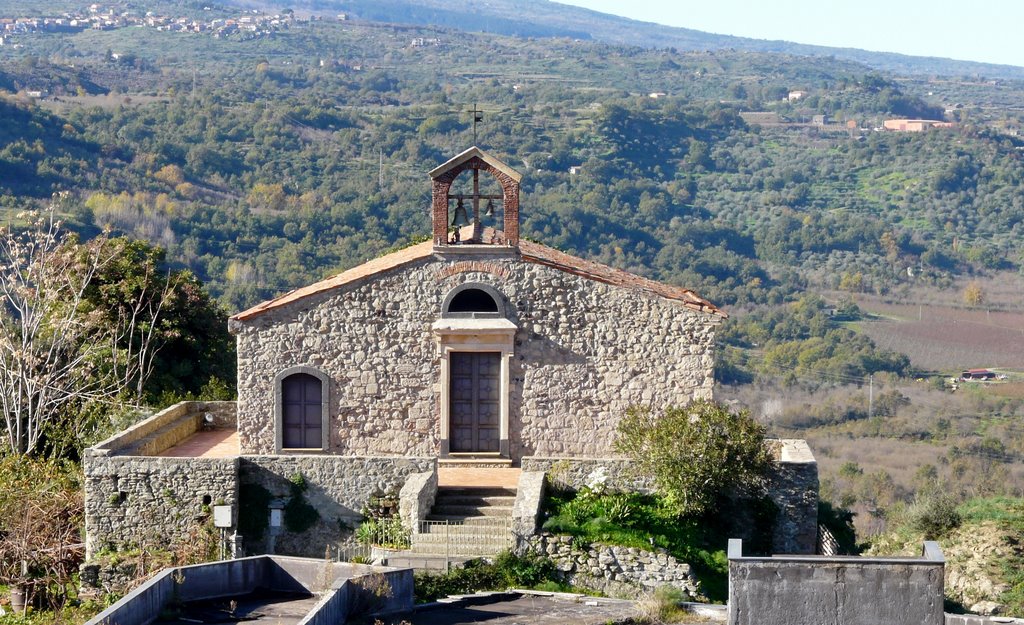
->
<box><xmin>232</xmin><ymin>256</ymin><xmax>719</xmax><ymax>460</ymax></box>
<box><xmin>728</xmin><ymin>539</ymin><xmax>945</xmax><ymax>625</ymax></box>
<box><xmin>84</xmin><ymin>556</ymin><xmax>413</xmax><ymax>625</ymax></box>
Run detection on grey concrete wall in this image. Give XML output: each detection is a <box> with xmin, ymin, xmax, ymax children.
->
<box><xmin>728</xmin><ymin>539</ymin><xmax>945</xmax><ymax>625</ymax></box>
<box><xmin>84</xmin><ymin>556</ymin><xmax>413</xmax><ymax>625</ymax></box>
<box><xmin>83</xmin><ymin>455</ymin><xmax>239</xmax><ymax>558</ymax></box>
<box><xmin>232</xmin><ymin>257</ymin><xmax>719</xmax><ymax>460</ymax></box>
<box><xmin>239</xmin><ymin>455</ymin><xmax>435</xmax><ymax>557</ymax></box>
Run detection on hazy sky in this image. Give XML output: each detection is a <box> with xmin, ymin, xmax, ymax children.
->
<box><xmin>555</xmin><ymin>0</ymin><xmax>1024</xmax><ymax>68</ymax></box>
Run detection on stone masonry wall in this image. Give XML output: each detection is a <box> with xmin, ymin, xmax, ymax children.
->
<box><xmin>232</xmin><ymin>255</ymin><xmax>719</xmax><ymax>459</ymax></box>
<box><xmin>521</xmin><ymin>533</ymin><xmax>701</xmax><ymax>600</ymax></box>
<box><xmin>523</xmin><ymin>448</ymin><xmax>819</xmax><ymax>555</ymax></box>
<box><xmin>83</xmin><ymin>455</ymin><xmax>239</xmax><ymax>558</ymax></box>
<box><xmin>238</xmin><ymin>456</ymin><xmax>435</xmax><ymax>558</ymax></box>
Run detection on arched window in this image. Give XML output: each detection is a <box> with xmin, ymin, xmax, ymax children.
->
<box><xmin>275</xmin><ymin>367</ymin><xmax>329</xmax><ymax>451</ymax></box>
<box><xmin>448</xmin><ymin>288</ymin><xmax>499</xmax><ymax>313</ymax></box>
<box><xmin>441</xmin><ymin>283</ymin><xmax>506</xmax><ymax>318</ymax></box>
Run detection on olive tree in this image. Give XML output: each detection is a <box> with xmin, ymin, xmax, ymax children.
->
<box><xmin>615</xmin><ymin>400</ymin><xmax>775</xmax><ymax>517</ymax></box>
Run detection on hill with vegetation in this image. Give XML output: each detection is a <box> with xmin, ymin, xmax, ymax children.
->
<box><xmin>2</xmin><ymin>0</ymin><xmax>1024</xmax><ymax>571</ymax></box>
<box><xmin>259</xmin><ymin>0</ymin><xmax>1024</xmax><ymax>81</ymax></box>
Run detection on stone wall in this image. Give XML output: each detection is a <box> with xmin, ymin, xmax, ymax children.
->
<box><xmin>520</xmin><ymin>456</ymin><xmax>655</xmax><ymax>493</ymax></box>
<box><xmin>83</xmin><ymin>455</ymin><xmax>239</xmax><ymax>558</ymax></box>
<box><xmin>521</xmin><ymin>533</ymin><xmax>701</xmax><ymax>600</ymax></box>
<box><xmin>728</xmin><ymin>539</ymin><xmax>946</xmax><ymax>625</ymax></box>
<box><xmin>523</xmin><ymin>445</ymin><xmax>819</xmax><ymax>555</ymax></box>
<box><xmin>398</xmin><ymin>471</ymin><xmax>437</xmax><ymax>529</ymax></box>
<box><xmin>767</xmin><ymin>440</ymin><xmax>819</xmax><ymax>554</ymax></box>
<box><xmin>238</xmin><ymin>456</ymin><xmax>435</xmax><ymax>558</ymax></box>
<box><xmin>231</xmin><ymin>255</ymin><xmax>718</xmax><ymax>459</ymax></box>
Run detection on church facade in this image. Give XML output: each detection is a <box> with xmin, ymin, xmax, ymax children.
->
<box><xmin>228</xmin><ymin>147</ymin><xmax>725</xmax><ymax>462</ymax></box>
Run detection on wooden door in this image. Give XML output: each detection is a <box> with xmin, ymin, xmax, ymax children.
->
<box><xmin>282</xmin><ymin>373</ymin><xmax>322</xmax><ymax>449</ymax></box>
<box><xmin>449</xmin><ymin>352</ymin><xmax>501</xmax><ymax>453</ymax></box>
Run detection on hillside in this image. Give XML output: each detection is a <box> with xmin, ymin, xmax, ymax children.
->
<box><xmin>258</xmin><ymin>0</ymin><xmax>1024</xmax><ymax>80</ymax></box>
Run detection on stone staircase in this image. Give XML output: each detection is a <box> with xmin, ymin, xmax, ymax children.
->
<box><xmin>410</xmin><ymin>486</ymin><xmax>516</xmax><ymax>556</ymax></box>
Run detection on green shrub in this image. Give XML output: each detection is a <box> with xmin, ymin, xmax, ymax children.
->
<box><xmin>907</xmin><ymin>494</ymin><xmax>962</xmax><ymax>540</ymax></box>
<box><xmin>615</xmin><ymin>400</ymin><xmax>773</xmax><ymax>517</ymax></box>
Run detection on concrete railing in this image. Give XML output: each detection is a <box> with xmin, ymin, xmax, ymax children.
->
<box><xmin>87</xmin><ymin>401</ymin><xmax>237</xmax><ymax>457</ymax></box>
<box><xmin>728</xmin><ymin>538</ymin><xmax>945</xmax><ymax>625</ymax></box>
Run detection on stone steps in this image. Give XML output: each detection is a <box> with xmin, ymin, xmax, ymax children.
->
<box><xmin>410</xmin><ymin>485</ymin><xmax>516</xmax><ymax>556</ymax></box>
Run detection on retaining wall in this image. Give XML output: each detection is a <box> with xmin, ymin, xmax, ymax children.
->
<box><xmin>521</xmin><ymin>533</ymin><xmax>701</xmax><ymax>600</ymax></box>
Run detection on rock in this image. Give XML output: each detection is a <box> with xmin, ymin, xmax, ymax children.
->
<box><xmin>969</xmin><ymin>600</ymin><xmax>1005</xmax><ymax>616</ymax></box>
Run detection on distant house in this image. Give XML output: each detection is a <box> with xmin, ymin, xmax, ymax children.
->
<box><xmin>812</xmin><ymin>114</ymin><xmax>828</xmax><ymax>126</ymax></box>
<box><xmin>883</xmin><ymin>119</ymin><xmax>954</xmax><ymax>132</ymax></box>
<box><xmin>787</xmin><ymin>90</ymin><xmax>807</xmax><ymax>101</ymax></box>
<box><xmin>648</xmin><ymin>92</ymin><xmax>667</xmax><ymax>99</ymax></box>
<box><xmin>961</xmin><ymin>369</ymin><xmax>996</xmax><ymax>380</ymax></box>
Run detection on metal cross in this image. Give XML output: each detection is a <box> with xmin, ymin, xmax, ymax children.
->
<box><xmin>469</xmin><ymin>103</ymin><xmax>483</xmax><ymax>144</ymax></box>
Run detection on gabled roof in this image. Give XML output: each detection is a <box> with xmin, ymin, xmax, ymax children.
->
<box><xmin>428</xmin><ymin>146</ymin><xmax>522</xmax><ymax>183</ymax></box>
<box><xmin>231</xmin><ymin>228</ymin><xmax>724</xmax><ymax>322</ymax></box>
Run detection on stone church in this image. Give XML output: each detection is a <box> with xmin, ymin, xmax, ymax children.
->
<box><xmin>228</xmin><ymin>146</ymin><xmax>725</xmax><ymax>462</ymax></box>
<box><xmin>83</xmin><ymin>148</ymin><xmax>818</xmax><ymax>565</ymax></box>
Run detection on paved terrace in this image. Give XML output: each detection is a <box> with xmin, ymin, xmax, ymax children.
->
<box><xmin>157</xmin><ymin>428</ymin><xmax>239</xmax><ymax>458</ymax></box>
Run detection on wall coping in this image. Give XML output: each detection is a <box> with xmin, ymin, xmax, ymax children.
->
<box><xmin>728</xmin><ymin>538</ymin><xmax>944</xmax><ymax>564</ymax></box>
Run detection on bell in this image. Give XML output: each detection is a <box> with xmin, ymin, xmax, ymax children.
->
<box><xmin>484</xmin><ymin>198</ymin><xmax>495</xmax><ymax>217</ymax></box>
<box><xmin>451</xmin><ymin>198</ymin><xmax>469</xmax><ymax>226</ymax></box>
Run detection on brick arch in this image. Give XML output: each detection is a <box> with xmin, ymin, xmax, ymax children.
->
<box><xmin>431</xmin><ymin>156</ymin><xmax>520</xmax><ymax>245</ymax></box>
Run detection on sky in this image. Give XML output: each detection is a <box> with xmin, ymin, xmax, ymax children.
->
<box><xmin>555</xmin><ymin>0</ymin><xmax>1024</xmax><ymax>68</ymax></box>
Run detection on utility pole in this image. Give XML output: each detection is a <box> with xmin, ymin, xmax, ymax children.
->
<box><xmin>868</xmin><ymin>374</ymin><xmax>874</xmax><ymax>419</ymax></box>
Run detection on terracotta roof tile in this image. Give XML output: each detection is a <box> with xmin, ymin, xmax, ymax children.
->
<box><xmin>231</xmin><ymin>230</ymin><xmax>724</xmax><ymax>321</ymax></box>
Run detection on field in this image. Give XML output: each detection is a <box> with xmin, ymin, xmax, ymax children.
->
<box><xmin>844</xmin><ymin>276</ymin><xmax>1024</xmax><ymax>373</ymax></box>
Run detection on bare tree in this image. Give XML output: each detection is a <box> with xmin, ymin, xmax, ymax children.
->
<box><xmin>0</xmin><ymin>207</ymin><xmax>170</xmax><ymax>456</ymax></box>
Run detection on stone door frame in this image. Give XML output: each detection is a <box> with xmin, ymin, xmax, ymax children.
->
<box><xmin>434</xmin><ymin>328</ymin><xmax>514</xmax><ymax>458</ymax></box>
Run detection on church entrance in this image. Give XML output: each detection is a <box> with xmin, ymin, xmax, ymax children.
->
<box><xmin>449</xmin><ymin>351</ymin><xmax>501</xmax><ymax>453</ymax></box>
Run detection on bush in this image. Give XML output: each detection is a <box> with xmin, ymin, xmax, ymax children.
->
<box><xmin>615</xmin><ymin>400</ymin><xmax>774</xmax><ymax>516</ymax></box>
<box><xmin>907</xmin><ymin>494</ymin><xmax>962</xmax><ymax>540</ymax></box>
<box><xmin>413</xmin><ymin>552</ymin><xmax>563</xmax><ymax>603</ymax></box>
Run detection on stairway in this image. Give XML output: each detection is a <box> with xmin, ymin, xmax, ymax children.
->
<box><xmin>410</xmin><ymin>486</ymin><xmax>517</xmax><ymax>557</ymax></box>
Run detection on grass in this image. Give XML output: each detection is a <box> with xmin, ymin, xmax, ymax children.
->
<box><xmin>539</xmin><ymin>487</ymin><xmax>765</xmax><ymax>602</ymax></box>
<box><xmin>412</xmin><ymin>552</ymin><xmax>569</xmax><ymax>604</ymax></box>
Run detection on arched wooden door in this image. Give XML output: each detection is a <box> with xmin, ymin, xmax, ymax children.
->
<box><xmin>281</xmin><ymin>373</ymin><xmax>323</xmax><ymax>449</ymax></box>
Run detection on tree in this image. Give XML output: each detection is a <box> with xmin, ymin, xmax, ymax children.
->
<box><xmin>0</xmin><ymin>208</ymin><xmax>206</xmax><ymax>456</ymax></box>
<box><xmin>0</xmin><ymin>209</ymin><xmax>118</xmax><ymax>455</ymax></box>
<box><xmin>614</xmin><ymin>400</ymin><xmax>774</xmax><ymax>517</ymax></box>
<box><xmin>963</xmin><ymin>281</ymin><xmax>984</xmax><ymax>307</ymax></box>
